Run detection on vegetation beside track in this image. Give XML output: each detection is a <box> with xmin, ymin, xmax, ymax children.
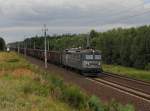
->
<box><xmin>0</xmin><ymin>52</ymin><xmax>135</xmax><ymax>111</ymax></box>
<box><xmin>103</xmin><ymin>64</ymin><xmax>150</xmax><ymax>82</ymax></box>
<box><xmin>10</xmin><ymin>25</ymin><xmax>150</xmax><ymax>70</ymax></box>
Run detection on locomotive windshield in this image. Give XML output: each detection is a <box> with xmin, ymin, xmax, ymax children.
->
<box><xmin>85</xmin><ymin>55</ymin><xmax>93</xmax><ymax>60</ymax></box>
<box><xmin>85</xmin><ymin>54</ymin><xmax>101</xmax><ymax>60</ymax></box>
<box><xmin>95</xmin><ymin>55</ymin><xmax>101</xmax><ymax>60</ymax></box>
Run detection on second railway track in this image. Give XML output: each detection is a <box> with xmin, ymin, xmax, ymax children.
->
<box><xmin>101</xmin><ymin>72</ymin><xmax>150</xmax><ymax>95</ymax></box>
<box><xmin>104</xmin><ymin>72</ymin><xmax>150</xmax><ymax>86</ymax></box>
<box><xmin>86</xmin><ymin>72</ymin><xmax>150</xmax><ymax>103</ymax></box>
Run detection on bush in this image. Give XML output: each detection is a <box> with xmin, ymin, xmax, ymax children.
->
<box><xmin>145</xmin><ymin>63</ymin><xmax>150</xmax><ymax>70</ymax></box>
<box><xmin>0</xmin><ymin>37</ymin><xmax>5</xmax><ymax>51</ymax></box>
<box><xmin>23</xmin><ymin>80</ymin><xmax>50</xmax><ymax>97</ymax></box>
<box><xmin>62</xmin><ymin>85</ymin><xmax>87</xmax><ymax>109</ymax></box>
<box><xmin>50</xmin><ymin>75</ymin><xmax>64</xmax><ymax>89</ymax></box>
<box><xmin>104</xmin><ymin>100</ymin><xmax>135</xmax><ymax>111</ymax></box>
<box><xmin>23</xmin><ymin>82</ymin><xmax>33</xmax><ymax>94</ymax></box>
<box><xmin>88</xmin><ymin>96</ymin><xmax>104</xmax><ymax>111</ymax></box>
<box><xmin>6</xmin><ymin>59</ymin><xmax>19</xmax><ymax>63</ymax></box>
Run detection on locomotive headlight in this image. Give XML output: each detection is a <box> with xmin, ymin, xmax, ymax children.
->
<box><xmin>85</xmin><ymin>61</ymin><xmax>90</xmax><ymax>66</ymax></box>
<box><xmin>83</xmin><ymin>61</ymin><xmax>90</xmax><ymax>67</ymax></box>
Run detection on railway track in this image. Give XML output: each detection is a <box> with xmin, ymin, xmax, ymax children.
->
<box><xmin>101</xmin><ymin>72</ymin><xmax>150</xmax><ymax>95</ymax></box>
<box><xmin>104</xmin><ymin>72</ymin><xmax>150</xmax><ymax>86</ymax></box>
<box><xmin>86</xmin><ymin>72</ymin><xmax>150</xmax><ymax>103</ymax></box>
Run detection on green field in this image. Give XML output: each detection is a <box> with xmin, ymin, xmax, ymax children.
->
<box><xmin>103</xmin><ymin>64</ymin><xmax>150</xmax><ymax>82</ymax></box>
<box><xmin>0</xmin><ymin>52</ymin><xmax>134</xmax><ymax>111</ymax></box>
<box><xmin>0</xmin><ymin>52</ymin><xmax>77</xmax><ymax>111</ymax></box>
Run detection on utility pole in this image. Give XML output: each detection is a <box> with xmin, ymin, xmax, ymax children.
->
<box><xmin>17</xmin><ymin>42</ymin><xmax>20</xmax><ymax>54</ymax></box>
<box><xmin>86</xmin><ymin>33</ymin><xmax>90</xmax><ymax>49</ymax></box>
<box><xmin>42</xmin><ymin>24</ymin><xmax>48</xmax><ymax>69</ymax></box>
<box><xmin>30</xmin><ymin>39</ymin><xmax>32</xmax><ymax>49</ymax></box>
<box><xmin>34</xmin><ymin>41</ymin><xmax>36</xmax><ymax>49</ymax></box>
<box><xmin>24</xmin><ymin>36</ymin><xmax>27</xmax><ymax>56</ymax></box>
<box><xmin>47</xmin><ymin>40</ymin><xmax>50</xmax><ymax>51</ymax></box>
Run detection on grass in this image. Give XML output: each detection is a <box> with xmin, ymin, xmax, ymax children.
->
<box><xmin>0</xmin><ymin>52</ymin><xmax>78</xmax><ymax>111</ymax></box>
<box><xmin>103</xmin><ymin>64</ymin><xmax>150</xmax><ymax>82</ymax></box>
<box><xmin>0</xmin><ymin>52</ymin><xmax>29</xmax><ymax>70</ymax></box>
<box><xmin>0</xmin><ymin>76</ymin><xmax>73</xmax><ymax>111</ymax></box>
<box><xmin>0</xmin><ymin>52</ymin><xmax>135</xmax><ymax>111</ymax></box>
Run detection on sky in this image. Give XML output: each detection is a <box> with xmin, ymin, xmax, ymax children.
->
<box><xmin>0</xmin><ymin>0</ymin><xmax>150</xmax><ymax>43</ymax></box>
<box><xmin>144</xmin><ymin>0</ymin><xmax>150</xmax><ymax>3</ymax></box>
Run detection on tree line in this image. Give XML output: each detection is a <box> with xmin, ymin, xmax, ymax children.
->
<box><xmin>92</xmin><ymin>26</ymin><xmax>150</xmax><ymax>70</ymax></box>
<box><xmin>11</xmin><ymin>25</ymin><xmax>150</xmax><ymax>70</ymax></box>
<box><xmin>0</xmin><ymin>37</ymin><xmax>5</xmax><ymax>51</ymax></box>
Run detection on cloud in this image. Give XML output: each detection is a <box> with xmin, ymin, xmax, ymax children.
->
<box><xmin>0</xmin><ymin>0</ymin><xmax>149</xmax><ymax>43</ymax></box>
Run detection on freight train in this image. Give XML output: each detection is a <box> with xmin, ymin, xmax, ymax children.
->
<box><xmin>11</xmin><ymin>48</ymin><xmax>103</xmax><ymax>76</ymax></box>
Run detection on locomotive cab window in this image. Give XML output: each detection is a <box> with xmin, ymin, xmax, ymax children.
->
<box><xmin>95</xmin><ymin>55</ymin><xmax>101</xmax><ymax>60</ymax></box>
<box><xmin>85</xmin><ymin>55</ymin><xmax>93</xmax><ymax>60</ymax></box>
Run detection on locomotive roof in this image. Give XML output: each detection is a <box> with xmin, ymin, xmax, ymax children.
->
<box><xmin>64</xmin><ymin>48</ymin><xmax>101</xmax><ymax>54</ymax></box>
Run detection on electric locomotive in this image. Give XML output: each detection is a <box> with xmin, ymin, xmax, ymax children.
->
<box><xmin>9</xmin><ymin>47</ymin><xmax>103</xmax><ymax>77</ymax></box>
<box><xmin>62</xmin><ymin>48</ymin><xmax>102</xmax><ymax>76</ymax></box>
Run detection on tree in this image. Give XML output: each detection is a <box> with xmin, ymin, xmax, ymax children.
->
<box><xmin>0</xmin><ymin>37</ymin><xmax>5</xmax><ymax>51</ymax></box>
<box><xmin>10</xmin><ymin>25</ymin><xmax>150</xmax><ymax>70</ymax></box>
<box><xmin>90</xmin><ymin>30</ymin><xmax>99</xmax><ymax>38</ymax></box>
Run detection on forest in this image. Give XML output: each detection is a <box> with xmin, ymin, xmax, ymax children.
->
<box><xmin>0</xmin><ymin>37</ymin><xmax>5</xmax><ymax>51</ymax></box>
<box><xmin>14</xmin><ymin>25</ymin><xmax>150</xmax><ymax>70</ymax></box>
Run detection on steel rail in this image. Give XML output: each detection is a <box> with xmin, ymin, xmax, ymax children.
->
<box><xmin>87</xmin><ymin>77</ymin><xmax>150</xmax><ymax>103</ymax></box>
<box><xmin>103</xmin><ymin>72</ymin><xmax>150</xmax><ymax>86</ymax></box>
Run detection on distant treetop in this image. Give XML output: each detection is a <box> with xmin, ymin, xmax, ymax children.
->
<box><xmin>0</xmin><ymin>37</ymin><xmax>5</xmax><ymax>51</ymax></box>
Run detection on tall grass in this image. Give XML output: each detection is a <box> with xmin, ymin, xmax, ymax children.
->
<box><xmin>88</xmin><ymin>96</ymin><xmax>104</xmax><ymax>111</ymax></box>
<box><xmin>0</xmin><ymin>52</ymin><xmax>135</xmax><ymax>111</ymax></box>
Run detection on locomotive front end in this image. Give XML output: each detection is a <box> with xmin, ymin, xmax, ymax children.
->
<box><xmin>82</xmin><ymin>50</ymin><xmax>103</xmax><ymax>76</ymax></box>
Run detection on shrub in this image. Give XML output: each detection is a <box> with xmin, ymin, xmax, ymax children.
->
<box><xmin>0</xmin><ymin>37</ymin><xmax>5</xmax><ymax>51</ymax></box>
<box><xmin>104</xmin><ymin>100</ymin><xmax>135</xmax><ymax>111</ymax></box>
<box><xmin>88</xmin><ymin>96</ymin><xmax>104</xmax><ymax>111</ymax></box>
<box><xmin>50</xmin><ymin>75</ymin><xmax>64</xmax><ymax>89</ymax></box>
<box><xmin>6</xmin><ymin>59</ymin><xmax>19</xmax><ymax>63</ymax></box>
<box><xmin>118</xmin><ymin>104</ymin><xmax>135</xmax><ymax>111</ymax></box>
<box><xmin>62</xmin><ymin>85</ymin><xmax>87</xmax><ymax>109</ymax></box>
<box><xmin>42</xmin><ymin>74</ymin><xmax>65</xmax><ymax>93</ymax></box>
<box><xmin>23</xmin><ymin>83</ymin><xmax>33</xmax><ymax>94</ymax></box>
<box><xmin>22</xmin><ymin>80</ymin><xmax>50</xmax><ymax>97</ymax></box>
<box><xmin>145</xmin><ymin>63</ymin><xmax>150</xmax><ymax>70</ymax></box>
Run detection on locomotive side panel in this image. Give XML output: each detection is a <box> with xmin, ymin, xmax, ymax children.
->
<box><xmin>67</xmin><ymin>53</ymin><xmax>82</xmax><ymax>70</ymax></box>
